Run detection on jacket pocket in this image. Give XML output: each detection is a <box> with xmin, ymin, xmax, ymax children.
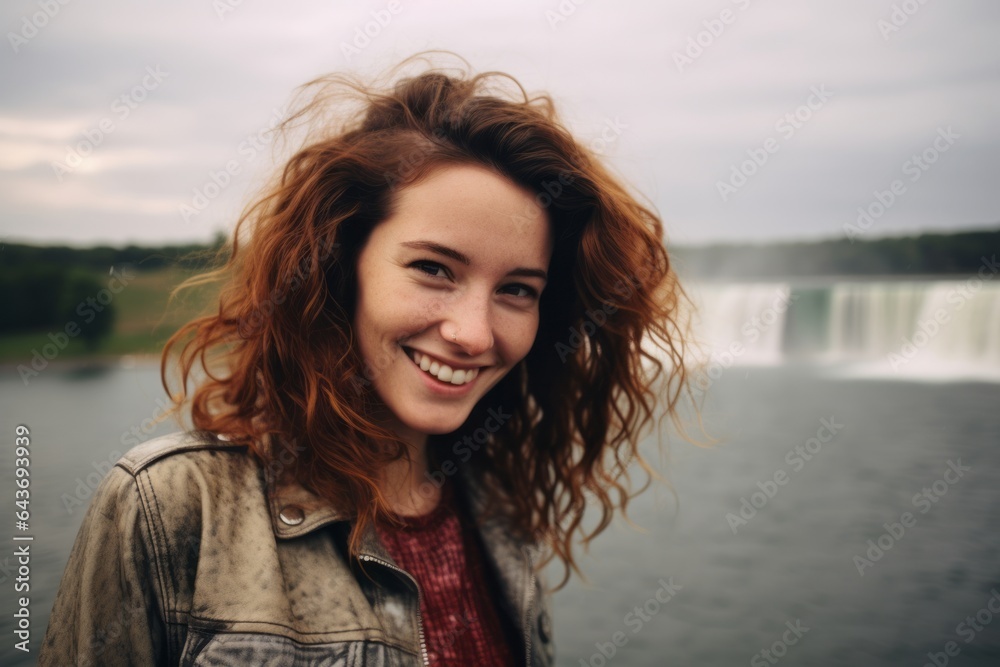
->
<box><xmin>180</xmin><ymin>627</ymin><xmax>422</xmax><ymax>666</ymax></box>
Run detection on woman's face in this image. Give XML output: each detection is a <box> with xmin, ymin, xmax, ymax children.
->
<box><xmin>353</xmin><ymin>163</ymin><xmax>553</xmax><ymax>438</ymax></box>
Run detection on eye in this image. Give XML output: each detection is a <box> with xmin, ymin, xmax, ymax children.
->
<box><xmin>500</xmin><ymin>283</ymin><xmax>540</xmax><ymax>299</ymax></box>
<box><xmin>409</xmin><ymin>260</ymin><xmax>449</xmax><ymax>279</ymax></box>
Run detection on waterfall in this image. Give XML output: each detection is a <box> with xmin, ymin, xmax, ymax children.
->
<box><xmin>825</xmin><ymin>283</ymin><xmax>928</xmax><ymax>359</ymax></box>
<box><xmin>679</xmin><ymin>278</ymin><xmax>1000</xmax><ymax>381</ymax></box>
<box><xmin>682</xmin><ymin>282</ymin><xmax>793</xmax><ymax>366</ymax></box>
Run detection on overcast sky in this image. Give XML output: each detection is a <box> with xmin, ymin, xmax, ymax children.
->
<box><xmin>1</xmin><ymin>0</ymin><xmax>998</xmax><ymax>248</ymax></box>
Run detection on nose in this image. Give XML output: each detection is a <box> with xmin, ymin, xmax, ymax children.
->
<box><xmin>443</xmin><ymin>291</ymin><xmax>495</xmax><ymax>356</ymax></box>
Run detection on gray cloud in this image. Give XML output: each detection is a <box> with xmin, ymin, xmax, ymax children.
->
<box><xmin>1</xmin><ymin>0</ymin><xmax>997</xmax><ymax>247</ymax></box>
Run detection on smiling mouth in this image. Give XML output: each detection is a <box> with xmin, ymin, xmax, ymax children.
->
<box><xmin>402</xmin><ymin>347</ymin><xmax>482</xmax><ymax>385</ymax></box>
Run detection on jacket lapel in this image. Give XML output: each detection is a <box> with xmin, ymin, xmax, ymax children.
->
<box><xmin>262</xmin><ymin>440</ymin><xmax>538</xmax><ymax>653</ymax></box>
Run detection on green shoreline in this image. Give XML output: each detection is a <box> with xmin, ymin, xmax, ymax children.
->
<box><xmin>0</xmin><ymin>352</ymin><xmax>162</xmax><ymax>371</ymax></box>
<box><xmin>2</xmin><ymin>228</ymin><xmax>995</xmax><ymax>364</ymax></box>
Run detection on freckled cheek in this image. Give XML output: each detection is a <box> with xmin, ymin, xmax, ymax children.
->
<box><xmin>361</xmin><ymin>277</ymin><xmax>430</xmax><ymax>333</ymax></box>
<box><xmin>357</xmin><ymin>307</ymin><xmax>403</xmax><ymax>358</ymax></box>
<box><xmin>391</xmin><ymin>295</ymin><xmax>444</xmax><ymax>338</ymax></box>
<box><xmin>417</xmin><ymin>296</ymin><xmax>449</xmax><ymax>328</ymax></box>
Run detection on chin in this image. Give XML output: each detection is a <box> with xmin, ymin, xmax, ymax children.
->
<box><xmin>397</xmin><ymin>406</ymin><xmax>471</xmax><ymax>436</ymax></box>
<box><xmin>419</xmin><ymin>423</ymin><xmax>464</xmax><ymax>437</ymax></box>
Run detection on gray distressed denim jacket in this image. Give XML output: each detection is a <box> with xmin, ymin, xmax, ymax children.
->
<box><xmin>39</xmin><ymin>430</ymin><xmax>555</xmax><ymax>666</ymax></box>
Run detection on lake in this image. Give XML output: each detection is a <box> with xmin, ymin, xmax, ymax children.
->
<box><xmin>2</xmin><ymin>275</ymin><xmax>999</xmax><ymax>665</ymax></box>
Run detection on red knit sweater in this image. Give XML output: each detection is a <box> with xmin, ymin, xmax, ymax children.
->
<box><xmin>375</xmin><ymin>478</ymin><xmax>520</xmax><ymax>666</ymax></box>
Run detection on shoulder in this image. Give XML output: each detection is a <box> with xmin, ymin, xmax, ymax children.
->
<box><xmin>111</xmin><ymin>429</ymin><xmax>265</xmax><ymax>517</ymax></box>
<box><xmin>115</xmin><ymin>429</ymin><xmax>252</xmax><ymax>476</ymax></box>
<box><xmin>95</xmin><ymin>430</ymin><xmax>266</xmax><ymax>542</ymax></box>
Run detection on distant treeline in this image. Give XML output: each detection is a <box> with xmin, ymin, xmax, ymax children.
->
<box><xmin>0</xmin><ymin>234</ymin><xmax>226</xmax><ymax>337</ymax></box>
<box><xmin>0</xmin><ymin>265</ymin><xmax>117</xmax><ymax>343</ymax></box>
<box><xmin>0</xmin><ymin>232</ymin><xmax>227</xmax><ymax>274</ymax></box>
<box><xmin>1</xmin><ymin>226</ymin><xmax>996</xmax><ymax>336</ymax></box>
<box><xmin>670</xmin><ymin>227</ymin><xmax>999</xmax><ymax>280</ymax></box>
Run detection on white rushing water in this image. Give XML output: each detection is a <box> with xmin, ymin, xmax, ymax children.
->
<box><xmin>677</xmin><ymin>278</ymin><xmax>1000</xmax><ymax>382</ymax></box>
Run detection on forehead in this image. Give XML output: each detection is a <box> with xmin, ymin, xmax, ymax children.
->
<box><xmin>375</xmin><ymin>163</ymin><xmax>553</xmax><ymax>267</ymax></box>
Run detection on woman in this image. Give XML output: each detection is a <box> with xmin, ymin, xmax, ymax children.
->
<box><xmin>40</xmin><ymin>54</ymin><xmax>693</xmax><ymax>666</ymax></box>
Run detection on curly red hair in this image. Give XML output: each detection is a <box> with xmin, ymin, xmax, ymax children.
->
<box><xmin>161</xmin><ymin>54</ymin><xmax>698</xmax><ymax>589</ymax></box>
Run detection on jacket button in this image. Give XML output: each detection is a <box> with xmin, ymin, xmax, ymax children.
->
<box><xmin>279</xmin><ymin>505</ymin><xmax>305</xmax><ymax>526</ymax></box>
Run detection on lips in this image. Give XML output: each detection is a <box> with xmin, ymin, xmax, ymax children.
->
<box><xmin>403</xmin><ymin>347</ymin><xmax>481</xmax><ymax>385</ymax></box>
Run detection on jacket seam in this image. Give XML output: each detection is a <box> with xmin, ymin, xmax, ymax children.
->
<box><xmin>136</xmin><ymin>469</ymin><xmax>178</xmax><ymax>664</ymax></box>
<box><xmin>166</xmin><ymin>616</ymin><xmax>419</xmax><ymax>657</ymax></box>
<box><xmin>166</xmin><ymin>614</ymin><xmax>386</xmax><ymax>635</ymax></box>
<box><xmin>116</xmin><ymin>437</ymin><xmax>248</xmax><ymax>474</ymax></box>
<box><xmin>179</xmin><ymin>626</ymin><xmax>421</xmax><ymax>659</ymax></box>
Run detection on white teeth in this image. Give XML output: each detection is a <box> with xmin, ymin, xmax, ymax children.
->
<box><xmin>407</xmin><ymin>348</ymin><xmax>479</xmax><ymax>385</ymax></box>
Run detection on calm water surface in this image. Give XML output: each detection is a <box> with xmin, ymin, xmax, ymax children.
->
<box><xmin>1</xmin><ymin>361</ymin><xmax>998</xmax><ymax>666</ymax></box>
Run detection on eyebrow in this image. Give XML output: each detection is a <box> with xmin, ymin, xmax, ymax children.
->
<box><xmin>400</xmin><ymin>240</ymin><xmax>548</xmax><ymax>281</ymax></box>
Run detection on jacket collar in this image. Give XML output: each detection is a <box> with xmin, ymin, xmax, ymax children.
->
<box><xmin>261</xmin><ymin>435</ymin><xmax>543</xmax><ymax>645</ymax></box>
<box><xmin>262</xmin><ymin>433</ymin><xmax>515</xmax><ymax>542</ymax></box>
<box><xmin>266</xmin><ymin>467</ymin><xmax>349</xmax><ymax>539</ymax></box>
<box><xmin>262</xmin><ymin>435</ymin><xmax>541</xmax><ymax>560</ymax></box>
